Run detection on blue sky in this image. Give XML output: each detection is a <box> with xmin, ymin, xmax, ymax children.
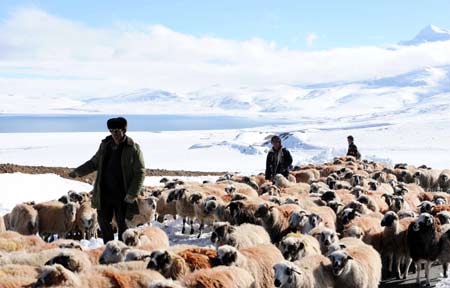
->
<box><xmin>1</xmin><ymin>0</ymin><xmax>450</xmax><ymax>49</ymax></box>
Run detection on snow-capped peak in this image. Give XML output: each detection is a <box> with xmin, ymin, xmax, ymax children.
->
<box><xmin>400</xmin><ymin>24</ymin><xmax>450</xmax><ymax>46</ymax></box>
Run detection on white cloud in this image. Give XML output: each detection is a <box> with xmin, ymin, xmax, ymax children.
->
<box><xmin>305</xmin><ymin>33</ymin><xmax>318</xmax><ymax>47</ymax></box>
<box><xmin>1</xmin><ymin>8</ymin><xmax>450</xmax><ymax>109</ymax></box>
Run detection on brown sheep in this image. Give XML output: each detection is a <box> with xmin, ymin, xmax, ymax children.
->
<box><xmin>34</xmin><ymin>201</ymin><xmax>78</xmax><ymax>240</ymax></box>
<box><xmin>0</xmin><ymin>264</ymin><xmax>42</xmax><ymax>288</ymax></box>
<box><xmin>8</xmin><ymin>203</ymin><xmax>39</xmax><ymax>235</ymax></box>
<box><xmin>255</xmin><ymin>202</ymin><xmax>299</xmax><ymax>243</ymax></box>
<box><xmin>381</xmin><ymin>211</ymin><xmax>414</xmax><ymax>279</ymax></box>
<box><xmin>0</xmin><ymin>231</ymin><xmax>46</xmax><ymax>252</ymax></box>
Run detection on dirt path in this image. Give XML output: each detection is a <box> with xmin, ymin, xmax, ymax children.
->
<box><xmin>0</xmin><ymin>163</ymin><xmax>227</xmax><ymax>184</ymax></box>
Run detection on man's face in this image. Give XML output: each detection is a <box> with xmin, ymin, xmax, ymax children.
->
<box><xmin>110</xmin><ymin>128</ymin><xmax>125</xmax><ymax>143</ymax></box>
<box><xmin>272</xmin><ymin>139</ymin><xmax>281</xmax><ymax>150</ymax></box>
<box><xmin>347</xmin><ymin>138</ymin><xmax>353</xmax><ymax>145</ymax></box>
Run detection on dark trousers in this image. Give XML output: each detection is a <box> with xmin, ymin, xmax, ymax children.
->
<box><xmin>98</xmin><ymin>199</ymin><xmax>128</xmax><ymax>243</ymax></box>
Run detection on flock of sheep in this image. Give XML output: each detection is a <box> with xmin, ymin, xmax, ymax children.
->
<box><xmin>1</xmin><ymin>156</ymin><xmax>450</xmax><ymax>287</ymax></box>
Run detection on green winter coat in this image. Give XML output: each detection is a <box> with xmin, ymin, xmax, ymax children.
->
<box><xmin>74</xmin><ymin>135</ymin><xmax>146</xmax><ymax>211</ymax></box>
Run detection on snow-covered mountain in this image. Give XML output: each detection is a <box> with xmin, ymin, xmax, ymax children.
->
<box><xmin>85</xmin><ymin>89</ymin><xmax>179</xmax><ymax>104</ymax></box>
<box><xmin>400</xmin><ymin>24</ymin><xmax>450</xmax><ymax>45</ymax></box>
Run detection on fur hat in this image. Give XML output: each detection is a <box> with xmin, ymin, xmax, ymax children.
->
<box><xmin>107</xmin><ymin>117</ymin><xmax>127</xmax><ymax>130</ymax></box>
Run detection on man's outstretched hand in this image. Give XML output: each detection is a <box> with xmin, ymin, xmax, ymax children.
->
<box><xmin>124</xmin><ymin>194</ymin><xmax>137</xmax><ymax>204</ymax></box>
<box><xmin>68</xmin><ymin>170</ymin><xmax>78</xmax><ymax>178</ymax></box>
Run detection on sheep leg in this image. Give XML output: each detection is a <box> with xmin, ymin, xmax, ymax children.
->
<box><xmin>190</xmin><ymin>218</ymin><xmax>195</xmax><ymax>235</ymax></box>
<box><xmin>182</xmin><ymin>217</ymin><xmax>186</xmax><ymax>234</ymax></box>
<box><xmin>388</xmin><ymin>254</ymin><xmax>393</xmax><ymax>275</ymax></box>
<box><xmin>197</xmin><ymin>220</ymin><xmax>204</xmax><ymax>238</ymax></box>
<box><xmin>444</xmin><ymin>262</ymin><xmax>449</xmax><ymax>278</ymax></box>
<box><xmin>425</xmin><ymin>261</ymin><xmax>431</xmax><ymax>287</ymax></box>
<box><xmin>415</xmin><ymin>260</ymin><xmax>421</xmax><ymax>286</ymax></box>
<box><xmin>402</xmin><ymin>257</ymin><xmax>413</xmax><ymax>280</ymax></box>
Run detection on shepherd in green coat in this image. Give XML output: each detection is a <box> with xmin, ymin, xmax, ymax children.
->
<box><xmin>69</xmin><ymin>117</ymin><xmax>145</xmax><ymax>243</ymax></box>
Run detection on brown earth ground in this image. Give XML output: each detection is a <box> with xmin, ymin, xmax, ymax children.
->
<box><xmin>0</xmin><ymin>163</ymin><xmax>226</xmax><ymax>185</ymax></box>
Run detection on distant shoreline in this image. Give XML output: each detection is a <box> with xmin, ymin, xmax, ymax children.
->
<box><xmin>0</xmin><ymin>114</ymin><xmax>291</xmax><ymax>133</ymax></box>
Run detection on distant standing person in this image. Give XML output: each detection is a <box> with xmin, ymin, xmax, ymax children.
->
<box><xmin>347</xmin><ymin>135</ymin><xmax>361</xmax><ymax>160</ymax></box>
<box><xmin>265</xmin><ymin>135</ymin><xmax>293</xmax><ymax>181</ymax></box>
<box><xmin>68</xmin><ymin>117</ymin><xmax>145</xmax><ymax>243</ymax></box>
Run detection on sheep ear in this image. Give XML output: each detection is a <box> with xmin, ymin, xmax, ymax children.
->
<box><xmin>339</xmin><ymin>244</ymin><xmax>347</xmax><ymax>249</ymax></box>
<box><xmin>347</xmin><ymin>255</ymin><xmax>353</xmax><ymax>260</ymax></box>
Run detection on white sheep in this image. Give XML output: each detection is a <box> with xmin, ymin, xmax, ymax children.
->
<box><xmin>181</xmin><ymin>266</ymin><xmax>256</xmax><ymax>288</ymax></box>
<box><xmin>98</xmin><ymin>240</ymin><xmax>151</xmax><ymax>264</ymax></box>
<box><xmin>211</xmin><ymin>222</ymin><xmax>271</xmax><ymax>249</ymax></box>
<box><xmin>328</xmin><ymin>241</ymin><xmax>382</xmax><ymax>288</ymax></box>
<box><xmin>278</xmin><ymin>233</ymin><xmax>321</xmax><ymax>261</ymax></box>
<box><xmin>122</xmin><ymin>226</ymin><xmax>169</xmax><ymax>249</ymax></box>
<box><xmin>217</xmin><ymin>244</ymin><xmax>284</xmax><ymax>288</ymax></box>
<box><xmin>273</xmin><ymin>256</ymin><xmax>335</xmax><ymax>288</ymax></box>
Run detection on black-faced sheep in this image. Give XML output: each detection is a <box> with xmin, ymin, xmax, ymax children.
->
<box><xmin>407</xmin><ymin>212</ymin><xmax>441</xmax><ymax>286</ymax></box>
<box><xmin>211</xmin><ymin>222</ymin><xmax>271</xmax><ymax>249</ymax></box>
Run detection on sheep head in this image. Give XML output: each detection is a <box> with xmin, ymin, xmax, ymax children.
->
<box><xmin>34</xmin><ymin>264</ymin><xmax>77</xmax><ymax>287</ymax></box>
<box><xmin>64</xmin><ymin>202</ymin><xmax>78</xmax><ymax>223</ymax></box>
<box><xmin>319</xmin><ymin>228</ymin><xmax>339</xmax><ymax>247</ymax></box>
<box><xmin>189</xmin><ymin>192</ymin><xmax>203</xmax><ymax>204</ymax></box>
<box><xmin>211</xmin><ymin>222</ymin><xmax>235</xmax><ymax>245</ymax></box>
<box><xmin>329</xmin><ymin>250</ymin><xmax>352</xmax><ymax>276</ymax></box>
<box><xmin>279</xmin><ymin>237</ymin><xmax>305</xmax><ymax>261</ymax></box>
<box><xmin>418</xmin><ymin>201</ymin><xmax>435</xmax><ymax>214</ymax></box>
<box><xmin>273</xmin><ymin>261</ymin><xmax>302</xmax><ymax>287</ymax></box>
<box><xmin>288</xmin><ymin>210</ymin><xmax>308</xmax><ymax>231</ymax></box>
<box><xmin>255</xmin><ymin>202</ymin><xmax>275</xmax><ymax>219</ymax></box>
<box><xmin>99</xmin><ymin>240</ymin><xmax>129</xmax><ymax>264</ymax></box>
<box><xmin>413</xmin><ymin>213</ymin><xmax>435</xmax><ymax>231</ymax></box>
<box><xmin>381</xmin><ymin>211</ymin><xmax>399</xmax><ymax>227</ymax></box>
<box><xmin>340</xmin><ymin>208</ymin><xmax>360</xmax><ymax>225</ymax></box>
<box><xmin>147</xmin><ymin>250</ymin><xmax>172</xmax><ymax>272</ymax></box>
<box><xmin>216</xmin><ymin>245</ymin><xmax>238</xmax><ymax>266</ymax></box>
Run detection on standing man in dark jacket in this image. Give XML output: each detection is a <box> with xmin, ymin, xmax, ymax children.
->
<box><xmin>347</xmin><ymin>135</ymin><xmax>361</xmax><ymax>160</ymax></box>
<box><xmin>265</xmin><ymin>135</ymin><xmax>293</xmax><ymax>181</ymax></box>
<box><xmin>68</xmin><ymin>117</ymin><xmax>145</xmax><ymax>243</ymax></box>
